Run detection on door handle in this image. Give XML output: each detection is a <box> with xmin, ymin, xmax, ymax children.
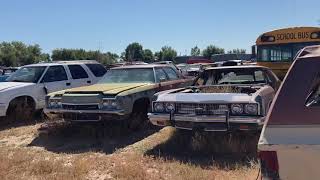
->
<box><xmin>66</xmin><ymin>82</ymin><xmax>71</xmax><ymax>86</ymax></box>
<box><xmin>87</xmin><ymin>80</ymin><xmax>91</xmax><ymax>84</ymax></box>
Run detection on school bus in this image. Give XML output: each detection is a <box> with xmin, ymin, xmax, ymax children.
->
<box><xmin>255</xmin><ymin>27</ymin><xmax>320</xmax><ymax>79</ymax></box>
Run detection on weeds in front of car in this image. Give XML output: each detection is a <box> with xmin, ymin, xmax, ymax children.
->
<box><xmin>200</xmin><ymin>86</ymin><xmax>241</xmax><ymax>93</ymax></box>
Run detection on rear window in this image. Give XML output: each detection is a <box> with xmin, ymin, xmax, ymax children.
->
<box><xmin>85</xmin><ymin>64</ymin><xmax>107</xmax><ymax>77</ymax></box>
<box><xmin>68</xmin><ymin>65</ymin><xmax>89</xmax><ymax>79</ymax></box>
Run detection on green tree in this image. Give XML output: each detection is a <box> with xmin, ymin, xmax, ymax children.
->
<box><xmin>227</xmin><ymin>48</ymin><xmax>246</xmax><ymax>54</ymax></box>
<box><xmin>120</xmin><ymin>52</ymin><xmax>126</xmax><ymax>61</ymax></box>
<box><xmin>0</xmin><ymin>41</ymin><xmax>46</xmax><ymax>66</ymax></box>
<box><xmin>142</xmin><ymin>49</ymin><xmax>154</xmax><ymax>62</ymax></box>
<box><xmin>154</xmin><ymin>51</ymin><xmax>162</xmax><ymax>61</ymax></box>
<box><xmin>125</xmin><ymin>42</ymin><xmax>143</xmax><ymax>61</ymax></box>
<box><xmin>100</xmin><ymin>52</ymin><xmax>119</xmax><ymax>65</ymax></box>
<box><xmin>39</xmin><ymin>53</ymin><xmax>51</xmax><ymax>62</ymax></box>
<box><xmin>51</xmin><ymin>48</ymin><xmax>118</xmax><ymax>65</ymax></box>
<box><xmin>159</xmin><ymin>46</ymin><xmax>177</xmax><ymax>61</ymax></box>
<box><xmin>190</xmin><ymin>46</ymin><xmax>201</xmax><ymax>56</ymax></box>
<box><xmin>202</xmin><ymin>45</ymin><xmax>224</xmax><ymax>59</ymax></box>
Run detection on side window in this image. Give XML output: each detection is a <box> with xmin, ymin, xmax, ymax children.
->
<box><xmin>254</xmin><ymin>70</ymin><xmax>266</xmax><ymax>82</ymax></box>
<box><xmin>42</xmin><ymin>66</ymin><xmax>68</xmax><ymax>83</ymax></box>
<box><xmin>155</xmin><ymin>68</ymin><xmax>168</xmax><ymax>82</ymax></box>
<box><xmin>68</xmin><ymin>65</ymin><xmax>89</xmax><ymax>79</ymax></box>
<box><xmin>85</xmin><ymin>64</ymin><xmax>107</xmax><ymax>77</ymax></box>
<box><xmin>163</xmin><ymin>67</ymin><xmax>179</xmax><ymax>80</ymax></box>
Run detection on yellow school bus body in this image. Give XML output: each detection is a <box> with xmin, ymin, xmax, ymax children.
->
<box><xmin>256</xmin><ymin>27</ymin><xmax>320</xmax><ymax>79</ymax></box>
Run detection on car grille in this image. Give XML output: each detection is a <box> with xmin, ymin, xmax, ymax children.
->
<box><xmin>175</xmin><ymin>103</ymin><xmax>228</xmax><ymax>115</ymax></box>
<box><xmin>62</xmin><ymin>104</ymin><xmax>100</xmax><ymax>110</ymax></box>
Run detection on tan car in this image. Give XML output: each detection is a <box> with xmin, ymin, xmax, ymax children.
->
<box><xmin>44</xmin><ymin>64</ymin><xmax>193</xmax><ymax>129</ymax></box>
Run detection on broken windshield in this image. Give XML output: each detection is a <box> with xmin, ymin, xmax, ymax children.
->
<box><xmin>195</xmin><ymin>68</ymin><xmax>267</xmax><ymax>85</ymax></box>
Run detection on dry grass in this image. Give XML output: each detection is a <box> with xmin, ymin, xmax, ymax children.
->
<box><xmin>200</xmin><ymin>86</ymin><xmax>241</xmax><ymax>93</ymax></box>
<box><xmin>0</xmin><ymin>123</ymin><xmax>259</xmax><ymax>180</ymax></box>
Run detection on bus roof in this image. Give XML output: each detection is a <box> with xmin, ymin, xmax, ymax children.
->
<box><xmin>256</xmin><ymin>27</ymin><xmax>320</xmax><ymax>45</ymax></box>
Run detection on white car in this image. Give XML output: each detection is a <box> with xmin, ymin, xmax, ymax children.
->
<box><xmin>0</xmin><ymin>60</ymin><xmax>107</xmax><ymax>122</ymax></box>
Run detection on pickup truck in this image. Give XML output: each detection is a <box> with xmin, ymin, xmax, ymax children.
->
<box><xmin>0</xmin><ymin>60</ymin><xmax>107</xmax><ymax>122</ymax></box>
<box><xmin>258</xmin><ymin>45</ymin><xmax>320</xmax><ymax>179</ymax></box>
<box><xmin>44</xmin><ymin>64</ymin><xmax>193</xmax><ymax>129</ymax></box>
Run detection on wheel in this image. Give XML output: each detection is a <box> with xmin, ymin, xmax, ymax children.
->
<box><xmin>125</xmin><ymin>101</ymin><xmax>149</xmax><ymax>130</ymax></box>
<box><xmin>7</xmin><ymin>97</ymin><xmax>35</xmax><ymax>123</ymax></box>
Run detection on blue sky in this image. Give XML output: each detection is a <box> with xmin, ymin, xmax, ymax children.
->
<box><xmin>0</xmin><ymin>0</ymin><xmax>319</xmax><ymax>55</ymax></box>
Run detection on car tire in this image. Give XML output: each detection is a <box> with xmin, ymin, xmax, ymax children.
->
<box><xmin>125</xmin><ymin>103</ymin><xmax>149</xmax><ymax>130</ymax></box>
<box><xmin>7</xmin><ymin>97</ymin><xmax>35</xmax><ymax>123</ymax></box>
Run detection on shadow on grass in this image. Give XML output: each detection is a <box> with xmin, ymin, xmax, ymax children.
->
<box><xmin>0</xmin><ymin>114</ymin><xmax>44</xmax><ymax>131</ymax></box>
<box><xmin>28</xmin><ymin>121</ymin><xmax>160</xmax><ymax>154</ymax></box>
<box><xmin>144</xmin><ymin>129</ymin><xmax>260</xmax><ymax>168</ymax></box>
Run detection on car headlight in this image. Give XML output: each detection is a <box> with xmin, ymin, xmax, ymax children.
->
<box><xmin>231</xmin><ymin>104</ymin><xmax>243</xmax><ymax>114</ymax></box>
<box><xmin>165</xmin><ymin>102</ymin><xmax>175</xmax><ymax>112</ymax></box>
<box><xmin>102</xmin><ymin>99</ymin><xmax>119</xmax><ymax>110</ymax></box>
<box><xmin>48</xmin><ymin>98</ymin><xmax>62</xmax><ymax>109</ymax></box>
<box><xmin>244</xmin><ymin>104</ymin><xmax>258</xmax><ymax>115</ymax></box>
<box><xmin>153</xmin><ymin>102</ymin><xmax>164</xmax><ymax>112</ymax></box>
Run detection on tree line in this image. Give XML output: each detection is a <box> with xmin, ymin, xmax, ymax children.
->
<box><xmin>0</xmin><ymin>41</ymin><xmax>246</xmax><ymax>67</ymax></box>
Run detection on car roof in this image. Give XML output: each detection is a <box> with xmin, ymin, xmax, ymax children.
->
<box><xmin>296</xmin><ymin>45</ymin><xmax>320</xmax><ymax>59</ymax></box>
<box><xmin>204</xmin><ymin>65</ymin><xmax>269</xmax><ymax>70</ymax></box>
<box><xmin>23</xmin><ymin>60</ymin><xmax>99</xmax><ymax>67</ymax></box>
<box><xmin>111</xmin><ymin>64</ymin><xmax>169</xmax><ymax>69</ymax></box>
<box><xmin>153</xmin><ymin>61</ymin><xmax>173</xmax><ymax>64</ymax></box>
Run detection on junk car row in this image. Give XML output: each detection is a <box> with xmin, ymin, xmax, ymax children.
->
<box><xmin>3</xmin><ymin>45</ymin><xmax>320</xmax><ymax>179</ymax></box>
<box><xmin>0</xmin><ymin>59</ymin><xmax>280</xmax><ymax>133</ymax></box>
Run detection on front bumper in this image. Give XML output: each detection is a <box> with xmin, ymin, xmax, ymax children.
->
<box><xmin>44</xmin><ymin>108</ymin><xmax>127</xmax><ymax>122</ymax></box>
<box><xmin>148</xmin><ymin>113</ymin><xmax>264</xmax><ymax>132</ymax></box>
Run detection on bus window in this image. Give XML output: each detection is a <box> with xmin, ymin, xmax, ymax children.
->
<box><xmin>261</xmin><ymin>49</ymin><xmax>268</xmax><ymax>61</ymax></box>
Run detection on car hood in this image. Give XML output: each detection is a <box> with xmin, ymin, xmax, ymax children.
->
<box><xmin>0</xmin><ymin>82</ymin><xmax>34</xmax><ymax>92</ymax></box>
<box><xmin>157</xmin><ymin>93</ymin><xmax>253</xmax><ymax>103</ymax></box>
<box><xmin>64</xmin><ymin>83</ymin><xmax>152</xmax><ymax>95</ymax></box>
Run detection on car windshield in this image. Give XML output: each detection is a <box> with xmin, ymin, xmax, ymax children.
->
<box><xmin>188</xmin><ymin>64</ymin><xmax>201</xmax><ymax>70</ymax></box>
<box><xmin>6</xmin><ymin>66</ymin><xmax>47</xmax><ymax>83</ymax></box>
<box><xmin>195</xmin><ymin>68</ymin><xmax>267</xmax><ymax>85</ymax></box>
<box><xmin>98</xmin><ymin>68</ymin><xmax>155</xmax><ymax>83</ymax></box>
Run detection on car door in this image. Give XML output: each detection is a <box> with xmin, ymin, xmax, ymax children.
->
<box><xmin>41</xmin><ymin>65</ymin><xmax>70</xmax><ymax>93</ymax></box>
<box><xmin>162</xmin><ymin>67</ymin><xmax>191</xmax><ymax>88</ymax></box>
<box><xmin>155</xmin><ymin>67</ymin><xmax>170</xmax><ymax>91</ymax></box>
<box><xmin>67</xmin><ymin>64</ymin><xmax>92</xmax><ymax>88</ymax></box>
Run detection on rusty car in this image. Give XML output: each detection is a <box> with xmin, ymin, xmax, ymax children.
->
<box><xmin>148</xmin><ymin>65</ymin><xmax>280</xmax><ymax>132</ymax></box>
<box><xmin>44</xmin><ymin>64</ymin><xmax>193</xmax><ymax>129</ymax></box>
<box><xmin>258</xmin><ymin>45</ymin><xmax>320</xmax><ymax>179</ymax></box>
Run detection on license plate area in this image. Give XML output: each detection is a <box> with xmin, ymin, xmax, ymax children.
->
<box><xmin>63</xmin><ymin>113</ymin><xmax>101</xmax><ymax>121</ymax></box>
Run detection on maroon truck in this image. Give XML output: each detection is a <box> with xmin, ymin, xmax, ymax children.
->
<box><xmin>258</xmin><ymin>45</ymin><xmax>320</xmax><ymax>179</ymax></box>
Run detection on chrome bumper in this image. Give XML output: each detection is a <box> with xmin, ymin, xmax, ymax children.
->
<box><xmin>44</xmin><ymin>108</ymin><xmax>126</xmax><ymax>122</ymax></box>
<box><xmin>148</xmin><ymin>113</ymin><xmax>264</xmax><ymax>131</ymax></box>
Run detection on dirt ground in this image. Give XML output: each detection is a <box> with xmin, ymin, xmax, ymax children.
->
<box><xmin>0</xmin><ymin>120</ymin><xmax>260</xmax><ymax>180</ymax></box>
